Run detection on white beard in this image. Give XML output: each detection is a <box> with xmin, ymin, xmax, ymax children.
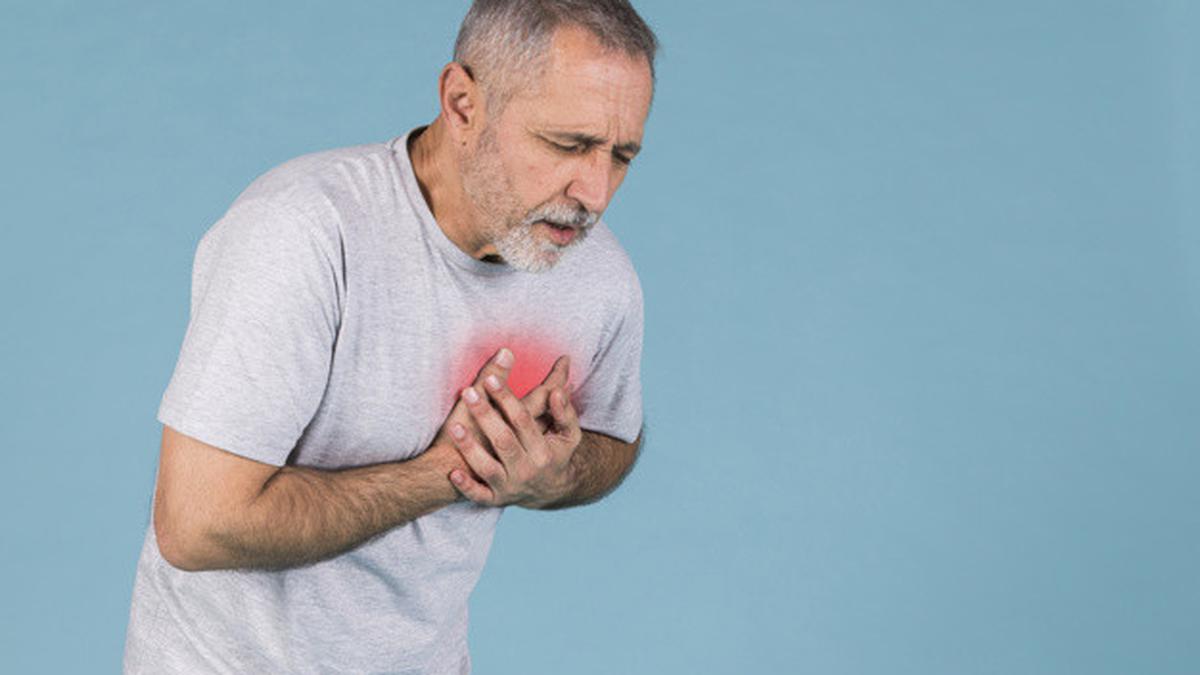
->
<box><xmin>492</xmin><ymin>218</ymin><xmax>593</xmax><ymax>273</ymax></box>
<box><xmin>460</xmin><ymin>126</ymin><xmax>597</xmax><ymax>273</ymax></box>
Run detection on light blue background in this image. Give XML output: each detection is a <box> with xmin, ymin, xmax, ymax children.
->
<box><xmin>2</xmin><ymin>1</ymin><xmax>1197</xmax><ymax>673</ymax></box>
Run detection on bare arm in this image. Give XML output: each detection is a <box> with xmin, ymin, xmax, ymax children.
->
<box><xmin>535</xmin><ymin>427</ymin><xmax>644</xmax><ymax>510</ymax></box>
<box><xmin>154</xmin><ymin>348</ymin><xmax>536</xmax><ymax>573</ymax></box>
<box><xmin>154</xmin><ymin>426</ymin><xmax>468</xmax><ymax>573</ymax></box>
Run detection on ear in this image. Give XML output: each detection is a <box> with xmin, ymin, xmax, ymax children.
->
<box><xmin>438</xmin><ymin>62</ymin><xmax>487</xmax><ymax>146</ymax></box>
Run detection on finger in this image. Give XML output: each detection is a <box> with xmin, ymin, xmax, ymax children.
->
<box><xmin>472</xmin><ymin>347</ymin><xmax>515</xmax><ymax>389</ymax></box>
<box><xmin>449</xmin><ymin>468</ymin><xmax>496</xmax><ymax>505</ymax></box>
<box><xmin>451</xmin><ymin>402</ymin><xmax>492</xmax><ymax>451</ymax></box>
<box><xmin>556</xmin><ymin>387</ymin><xmax>583</xmax><ymax>448</ymax></box>
<box><xmin>542</xmin><ymin>355</ymin><xmax>570</xmax><ymax>389</ymax></box>
<box><xmin>438</xmin><ymin>348</ymin><xmax>513</xmax><ymax>456</ymax></box>
<box><xmin>521</xmin><ymin>355</ymin><xmax>571</xmax><ymax>419</ymax></box>
<box><xmin>463</xmin><ymin>385</ymin><xmax>524</xmax><ymax>464</ymax></box>
<box><xmin>522</xmin><ymin>387</ymin><xmax>552</xmax><ymax>429</ymax></box>
<box><xmin>450</xmin><ymin>420</ymin><xmax>507</xmax><ymax>487</ymax></box>
<box><xmin>549</xmin><ymin>386</ymin><xmax>580</xmax><ymax>434</ymax></box>
<box><xmin>436</xmin><ymin>403</ymin><xmax>491</xmax><ymax>456</ymax></box>
<box><xmin>483</xmin><ymin>372</ymin><xmax>541</xmax><ymax>452</ymax></box>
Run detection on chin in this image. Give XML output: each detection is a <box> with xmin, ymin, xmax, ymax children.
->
<box><xmin>494</xmin><ymin>225</ymin><xmax>587</xmax><ymax>273</ymax></box>
<box><xmin>508</xmin><ymin>250</ymin><xmax>563</xmax><ymax>273</ymax></box>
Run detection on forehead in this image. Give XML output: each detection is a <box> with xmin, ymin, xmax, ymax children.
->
<box><xmin>505</xmin><ymin>25</ymin><xmax>653</xmax><ymax>143</ymax></box>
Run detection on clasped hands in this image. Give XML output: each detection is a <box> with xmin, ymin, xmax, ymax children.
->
<box><xmin>433</xmin><ymin>348</ymin><xmax>583</xmax><ymax>509</ymax></box>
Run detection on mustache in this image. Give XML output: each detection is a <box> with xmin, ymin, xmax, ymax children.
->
<box><xmin>523</xmin><ymin>202</ymin><xmax>598</xmax><ymax>229</ymax></box>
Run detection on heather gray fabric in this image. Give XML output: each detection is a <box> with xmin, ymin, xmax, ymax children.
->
<box><xmin>124</xmin><ymin>128</ymin><xmax>644</xmax><ymax>674</ymax></box>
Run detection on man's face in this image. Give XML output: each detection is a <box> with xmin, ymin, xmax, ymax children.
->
<box><xmin>459</xmin><ymin>26</ymin><xmax>654</xmax><ymax>272</ymax></box>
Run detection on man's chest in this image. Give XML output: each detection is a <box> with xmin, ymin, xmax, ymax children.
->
<box><xmin>287</xmin><ymin>274</ymin><xmax>606</xmax><ymax>469</ymax></box>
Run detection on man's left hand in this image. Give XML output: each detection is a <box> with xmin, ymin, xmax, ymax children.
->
<box><xmin>448</xmin><ymin>367</ymin><xmax>582</xmax><ymax>509</ymax></box>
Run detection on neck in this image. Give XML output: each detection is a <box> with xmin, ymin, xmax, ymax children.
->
<box><xmin>409</xmin><ymin>119</ymin><xmax>499</xmax><ymax>260</ymax></box>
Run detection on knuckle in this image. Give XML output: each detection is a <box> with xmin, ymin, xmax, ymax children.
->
<box><xmin>480</xmin><ymin>364</ymin><xmax>505</xmax><ymax>383</ymax></box>
<box><xmin>467</xmin><ymin>403</ymin><xmax>490</xmax><ymax>422</ymax></box>
<box><xmin>466</xmin><ymin>444</ymin><xmax>491</xmax><ymax>463</ymax></box>
<box><xmin>480</xmin><ymin>466</ymin><xmax>504</xmax><ymax>485</ymax></box>
<box><xmin>497</xmin><ymin>435</ymin><xmax>521</xmax><ymax>456</ymax></box>
<box><xmin>513</xmin><ymin>408</ymin><xmax>535</xmax><ymax>430</ymax></box>
<box><xmin>496</xmin><ymin>425</ymin><xmax>518</xmax><ymax>444</ymax></box>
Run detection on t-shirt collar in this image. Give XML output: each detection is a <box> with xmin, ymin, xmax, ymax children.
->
<box><xmin>390</xmin><ymin>127</ymin><xmax>517</xmax><ymax>277</ymax></box>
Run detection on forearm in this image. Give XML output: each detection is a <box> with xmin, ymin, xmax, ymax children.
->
<box><xmin>183</xmin><ymin>444</ymin><xmax>466</xmax><ymax>571</ymax></box>
<box><xmin>538</xmin><ymin>428</ymin><xmax>643</xmax><ymax>510</ymax></box>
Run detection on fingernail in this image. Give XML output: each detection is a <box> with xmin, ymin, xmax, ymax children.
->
<box><xmin>451</xmin><ymin>423</ymin><xmax>466</xmax><ymax>440</ymax></box>
<box><xmin>486</xmin><ymin>374</ymin><xmax>501</xmax><ymax>391</ymax></box>
<box><xmin>463</xmin><ymin>386</ymin><xmax>479</xmax><ymax>403</ymax></box>
<box><xmin>496</xmin><ymin>347</ymin><xmax>513</xmax><ymax>368</ymax></box>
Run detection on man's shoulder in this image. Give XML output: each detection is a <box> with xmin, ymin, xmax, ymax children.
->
<box><xmin>231</xmin><ymin>139</ymin><xmax>398</xmax><ymax>215</ymax></box>
<box><xmin>580</xmin><ymin>222</ymin><xmax>638</xmax><ymax>282</ymax></box>
<box><xmin>559</xmin><ymin>220</ymin><xmax>642</xmax><ymax>309</ymax></box>
<box><xmin>199</xmin><ymin>141</ymin><xmax>396</xmax><ymax>260</ymax></box>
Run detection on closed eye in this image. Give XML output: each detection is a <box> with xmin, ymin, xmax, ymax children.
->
<box><xmin>544</xmin><ymin>136</ymin><xmax>634</xmax><ymax>167</ymax></box>
<box><xmin>549</xmin><ymin>140</ymin><xmax>586</xmax><ymax>154</ymax></box>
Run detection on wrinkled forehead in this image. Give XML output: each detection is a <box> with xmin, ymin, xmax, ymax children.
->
<box><xmin>507</xmin><ymin>26</ymin><xmax>654</xmax><ymax>144</ymax></box>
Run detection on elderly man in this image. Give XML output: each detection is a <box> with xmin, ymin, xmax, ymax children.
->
<box><xmin>122</xmin><ymin>1</ymin><xmax>657</xmax><ymax>673</ymax></box>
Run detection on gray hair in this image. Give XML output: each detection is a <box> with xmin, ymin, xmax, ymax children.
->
<box><xmin>453</xmin><ymin>0</ymin><xmax>658</xmax><ymax>113</ymax></box>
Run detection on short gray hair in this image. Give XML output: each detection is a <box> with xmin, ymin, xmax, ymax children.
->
<box><xmin>453</xmin><ymin>0</ymin><xmax>658</xmax><ymax>113</ymax></box>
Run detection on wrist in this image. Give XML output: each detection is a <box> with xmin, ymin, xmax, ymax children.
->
<box><xmin>420</xmin><ymin>442</ymin><xmax>471</xmax><ymax>502</ymax></box>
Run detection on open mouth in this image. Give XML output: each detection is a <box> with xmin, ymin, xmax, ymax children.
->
<box><xmin>541</xmin><ymin>220</ymin><xmax>577</xmax><ymax>246</ymax></box>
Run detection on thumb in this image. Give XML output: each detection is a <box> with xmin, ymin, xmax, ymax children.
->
<box><xmin>523</xmin><ymin>355</ymin><xmax>569</xmax><ymax>405</ymax></box>
<box><xmin>549</xmin><ymin>386</ymin><xmax>578</xmax><ymax>431</ymax></box>
<box><xmin>521</xmin><ymin>355</ymin><xmax>569</xmax><ymax>429</ymax></box>
<box><xmin>543</xmin><ymin>355</ymin><xmax>569</xmax><ymax>388</ymax></box>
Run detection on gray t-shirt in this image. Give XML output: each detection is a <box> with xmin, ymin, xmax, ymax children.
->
<box><xmin>124</xmin><ymin>128</ymin><xmax>644</xmax><ymax>674</ymax></box>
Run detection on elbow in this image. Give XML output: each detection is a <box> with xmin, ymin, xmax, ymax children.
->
<box><xmin>158</xmin><ymin>543</ymin><xmax>207</xmax><ymax>573</ymax></box>
<box><xmin>154</xmin><ymin>517</ymin><xmax>203</xmax><ymax>572</ymax></box>
<box><xmin>153</xmin><ymin>507</ymin><xmax>217</xmax><ymax>572</ymax></box>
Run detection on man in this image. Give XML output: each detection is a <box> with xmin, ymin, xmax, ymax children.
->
<box><xmin>123</xmin><ymin>0</ymin><xmax>657</xmax><ymax>673</ymax></box>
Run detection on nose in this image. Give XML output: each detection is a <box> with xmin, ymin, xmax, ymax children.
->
<box><xmin>565</xmin><ymin>151</ymin><xmax>611</xmax><ymax>215</ymax></box>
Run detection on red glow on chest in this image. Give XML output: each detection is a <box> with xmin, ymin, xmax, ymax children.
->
<box><xmin>451</xmin><ymin>332</ymin><xmax>566</xmax><ymax>400</ymax></box>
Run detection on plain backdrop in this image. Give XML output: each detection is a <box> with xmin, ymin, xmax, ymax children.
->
<box><xmin>2</xmin><ymin>1</ymin><xmax>1198</xmax><ymax>673</ymax></box>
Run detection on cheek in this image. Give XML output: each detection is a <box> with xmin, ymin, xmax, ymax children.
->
<box><xmin>609</xmin><ymin>168</ymin><xmax>628</xmax><ymax>195</ymax></box>
<box><xmin>501</xmin><ymin>142</ymin><xmax>571</xmax><ymax>200</ymax></box>
<box><xmin>495</xmin><ymin>127</ymin><xmax>562</xmax><ymax>201</ymax></box>
<box><xmin>510</xmin><ymin>154</ymin><xmax>569</xmax><ymax>204</ymax></box>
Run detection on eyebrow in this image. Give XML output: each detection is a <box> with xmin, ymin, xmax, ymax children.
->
<box><xmin>546</xmin><ymin>131</ymin><xmax>642</xmax><ymax>157</ymax></box>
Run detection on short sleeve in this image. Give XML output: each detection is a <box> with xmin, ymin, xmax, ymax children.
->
<box><xmin>575</xmin><ymin>271</ymin><xmax>645</xmax><ymax>444</ymax></box>
<box><xmin>156</xmin><ymin>198</ymin><xmax>343</xmax><ymax>467</ymax></box>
